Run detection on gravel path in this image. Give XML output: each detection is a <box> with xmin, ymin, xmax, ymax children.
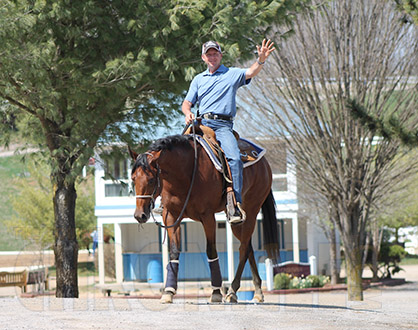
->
<box><xmin>1</xmin><ymin>266</ymin><xmax>417</xmax><ymax>329</ymax></box>
<box><xmin>0</xmin><ymin>282</ymin><xmax>417</xmax><ymax>330</ymax></box>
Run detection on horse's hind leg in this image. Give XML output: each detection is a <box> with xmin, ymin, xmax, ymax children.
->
<box><xmin>202</xmin><ymin>216</ymin><xmax>223</xmax><ymax>303</ymax></box>
<box><xmin>247</xmin><ymin>249</ymin><xmax>264</xmax><ymax>302</ymax></box>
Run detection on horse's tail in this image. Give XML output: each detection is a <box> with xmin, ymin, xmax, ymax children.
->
<box><xmin>261</xmin><ymin>189</ymin><xmax>280</xmax><ymax>264</ymax></box>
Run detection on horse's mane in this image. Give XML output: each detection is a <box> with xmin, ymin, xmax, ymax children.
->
<box><xmin>148</xmin><ymin>134</ymin><xmax>192</xmax><ymax>152</ymax></box>
<box><xmin>131</xmin><ymin>135</ymin><xmax>192</xmax><ymax>175</ymax></box>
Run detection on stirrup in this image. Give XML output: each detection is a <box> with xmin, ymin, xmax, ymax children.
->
<box><xmin>153</xmin><ymin>205</ymin><xmax>164</xmax><ymax>215</ymax></box>
<box><xmin>227</xmin><ymin>202</ymin><xmax>246</xmax><ymax>225</ymax></box>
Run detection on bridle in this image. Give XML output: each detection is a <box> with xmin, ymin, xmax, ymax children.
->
<box><xmin>134</xmin><ymin>152</ymin><xmax>161</xmax><ymax>210</ymax></box>
<box><xmin>134</xmin><ymin>123</ymin><xmax>198</xmax><ymax>229</ymax></box>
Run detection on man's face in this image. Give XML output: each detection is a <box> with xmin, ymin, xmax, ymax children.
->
<box><xmin>202</xmin><ymin>48</ymin><xmax>222</xmax><ymax>71</ymax></box>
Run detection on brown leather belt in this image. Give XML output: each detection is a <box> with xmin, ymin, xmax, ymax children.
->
<box><xmin>202</xmin><ymin>112</ymin><xmax>233</xmax><ymax>121</ymax></box>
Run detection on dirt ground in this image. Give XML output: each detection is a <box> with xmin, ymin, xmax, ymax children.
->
<box><xmin>0</xmin><ymin>253</ymin><xmax>417</xmax><ymax>329</ymax></box>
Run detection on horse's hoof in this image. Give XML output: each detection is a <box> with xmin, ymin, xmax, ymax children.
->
<box><xmin>209</xmin><ymin>292</ymin><xmax>223</xmax><ymax>303</ymax></box>
<box><xmin>253</xmin><ymin>293</ymin><xmax>264</xmax><ymax>303</ymax></box>
<box><xmin>160</xmin><ymin>292</ymin><xmax>174</xmax><ymax>304</ymax></box>
<box><xmin>225</xmin><ymin>292</ymin><xmax>238</xmax><ymax>303</ymax></box>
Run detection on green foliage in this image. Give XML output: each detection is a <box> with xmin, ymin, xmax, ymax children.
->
<box><xmin>395</xmin><ymin>0</ymin><xmax>418</xmax><ymax>24</ymax></box>
<box><xmin>5</xmin><ymin>160</ymin><xmax>95</xmax><ymax>250</ymax></box>
<box><xmin>274</xmin><ymin>273</ymin><xmax>330</xmax><ymax>289</ymax></box>
<box><xmin>379</xmin><ymin>243</ymin><xmax>407</xmax><ymax>278</ymax></box>
<box><xmin>274</xmin><ymin>272</ymin><xmax>291</xmax><ymax>289</ymax></box>
<box><xmin>365</xmin><ymin>238</ymin><xmax>407</xmax><ymax>279</ymax></box>
<box><xmin>289</xmin><ymin>274</ymin><xmax>330</xmax><ymax>289</ymax></box>
<box><xmin>0</xmin><ymin>0</ymin><xmax>312</xmax><ymax>183</ymax></box>
<box><xmin>307</xmin><ymin>274</ymin><xmax>321</xmax><ymax>287</ymax></box>
<box><xmin>348</xmin><ymin>98</ymin><xmax>418</xmax><ymax>148</ymax></box>
<box><xmin>364</xmin><ymin>228</ymin><xmax>409</xmax><ymax>279</ymax></box>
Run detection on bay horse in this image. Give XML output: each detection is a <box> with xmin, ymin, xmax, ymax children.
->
<box><xmin>129</xmin><ymin>133</ymin><xmax>279</xmax><ymax>303</ymax></box>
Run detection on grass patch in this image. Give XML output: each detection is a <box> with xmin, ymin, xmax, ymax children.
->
<box><xmin>400</xmin><ymin>255</ymin><xmax>418</xmax><ymax>265</ymax></box>
<box><xmin>48</xmin><ymin>261</ymin><xmax>98</xmax><ymax>277</ymax></box>
<box><xmin>0</xmin><ymin>155</ymin><xmax>30</xmax><ymax>251</ymax></box>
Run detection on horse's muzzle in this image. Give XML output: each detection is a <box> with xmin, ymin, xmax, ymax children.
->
<box><xmin>134</xmin><ymin>208</ymin><xmax>150</xmax><ymax>224</ymax></box>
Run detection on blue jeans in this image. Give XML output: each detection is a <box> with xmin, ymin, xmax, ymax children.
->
<box><xmin>202</xmin><ymin>119</ymin><xmax>243</xmax><ymax>203</ymax></box>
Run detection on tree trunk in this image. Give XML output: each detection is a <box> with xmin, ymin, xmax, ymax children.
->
<box><xmin>53</xmin><ymin>180</ymin><xmax>79</xmax><ymax>298</ymax></box>
<box><xmin>362</xmin><ymin>231</ymin><xmax>371</xmax><ymax>270</ymax></box>
<box><xmin>371</xmin><ymin>226</ymin><xmax>382</xmax><ymax>281</ymax></box>
<box><xmin>345</xmin><ymin>250</ymin><xmax>363</xmax><ymax>301</ymax></box>
<box><xmin>394</xmin><ymin>227</ymin><xmax>400</xmax><ymax>244</ymax></box>
<box><xmin>329</xmin><ymin>227</ymin><xmax>340</xmax><ymax>285</ymax></box>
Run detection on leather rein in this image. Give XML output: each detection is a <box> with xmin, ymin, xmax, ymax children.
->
<box><xmin>135</xmin><ymin>123</ymin><xmax>198</xmax><ymax>229</ymax></box>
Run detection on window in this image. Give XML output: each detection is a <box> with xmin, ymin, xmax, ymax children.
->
<box><xmin>105</xmin><ymin>183</ymin><xmax>130</xmax><ymax>197</ymax></box>
<box><xmin>104</xmin><ymin>159</ymin><xmax>128</xmax><ymax>180</ymax></box>
<box><xmin>103</xmin><ymin>157</ymin><xmax>130</xmax><ymax>197</ymax></box>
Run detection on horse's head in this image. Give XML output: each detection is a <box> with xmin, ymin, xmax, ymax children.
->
<box><xmin>129</xmin><ymin>147</ymin><xmax>161</xmax><ymax>224</ymax></box>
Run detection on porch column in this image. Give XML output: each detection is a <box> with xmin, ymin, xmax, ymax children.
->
<box><xmin>98</xmin><ymin>221</ymin><xmax>105</xmax><ymax>285</ymax></box>
<box><xmin>292</xmin><ymin>214</ymin><xmax>300</xmax><ymax>263</ymax></box>
<box><xmin>226</xmin><ymin>220</ymin><xmax>234</xmax><ymax>283</ymax></box>
<box><xmin>114</xmin><ymin>223</ymin><xmax>123</xmax><ymax>283</ymax></box>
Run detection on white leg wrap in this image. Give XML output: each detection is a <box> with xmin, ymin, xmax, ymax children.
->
<box><xmin>208</xmin><ymin>257</ymin><xmax>219</xmax><ymax>263</ymax></box>
<box><xmin>165</xmin><ymin>287</ymin><xmax>176</xmax><ymax>294</ymax></box>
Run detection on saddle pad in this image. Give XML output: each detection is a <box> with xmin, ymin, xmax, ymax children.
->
<box><xmin>194</xmin><ymin>136</ymin><xmax>265</xmax><ymax>172</ymax></box>
<box><xmin>239</xmin><ymin>138</ymin><xmax>266</xmax><ymax>168</ymax></box>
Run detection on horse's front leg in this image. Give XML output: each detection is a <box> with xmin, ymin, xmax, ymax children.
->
<box><xmin>225</xmin><ymin>239</ymin><xmax>251</xmax><ymax>303</ymax></box>
<box><xmin>202</xmin><ymin>215</ymin><xmax>223</xmax><ymax>303</ymax></box>
<box><xmin>160</xmin><ymin>213</ymin><xmax>181</xmax><ymax>304</ymax></box>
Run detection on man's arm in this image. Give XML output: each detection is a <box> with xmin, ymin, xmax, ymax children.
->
<box><xmin>182</xmin><ymin>100</ymin><xmax>195</xmax><ymax>124</ymax></box>
<box><xmin>246</xmin><ymin>39</ymin><xmax>276</xmax><ymax>79</ymax></box>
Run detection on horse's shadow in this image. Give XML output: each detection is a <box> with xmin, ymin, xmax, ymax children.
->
<box><xmin>186</xmin><ymin>300</ymin><xmax>378</xmax><ymax>313</ymax></box>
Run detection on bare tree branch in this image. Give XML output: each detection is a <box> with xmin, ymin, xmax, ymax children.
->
<box><xmin>237</xmin><ymin>0</ymin><xmax>418</xmax><ymax>301</ymax></box>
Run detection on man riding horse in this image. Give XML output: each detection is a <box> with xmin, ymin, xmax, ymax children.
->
<box><xmin>130</xmin><ymin>39</ymin><xmax>278</xmax><ymax>304</ymax></box>
<box><xmin>182</xmin><ymin>39</ymin><xmax>275</xmax><ymax>224</ymax></box>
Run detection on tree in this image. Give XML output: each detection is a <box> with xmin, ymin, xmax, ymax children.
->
<box><xmin>350</xmin><ymin>0</ymin><xmax>418</xmax><ymax>144</ymax></box>
<box><xmin>0</xmin><ymin>0</ymin><xmax>311</xmax><ymax>297</ymax></box>
<box><xmin>238</xmin><ymin>0</ymin><xmax>418</xmax><ymax>300</ymax></box>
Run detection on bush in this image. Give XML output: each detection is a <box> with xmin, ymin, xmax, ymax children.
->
<box><xmin>274</xmin><ymin>273</ymin><xmax>291</xmax><ymax>289</ymax></box>
<box><xmin>307</xmin><ymin>275</ymin><xmax>321</xmax><ymax>287</ymax></box>
<box><xmin>318</xmin><ymin>274</ymin><xmax>331</xmax><ymax>287</ymax></box>
<box><xmin>274</xmin><ymin>273</ymin><xmax>331</xmax><ymax>290</ymax></box>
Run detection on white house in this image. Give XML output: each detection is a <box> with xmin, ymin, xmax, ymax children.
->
<box><xmin>93</xmin><ymin>140</ymin><xmax>338</xmax><ymax>285</ymax></box>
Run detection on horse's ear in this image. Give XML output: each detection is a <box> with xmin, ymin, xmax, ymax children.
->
<box><xmin>128</xmin><ymin>146</ymin><xmax>138</xmax><ymax>161</ymax></box>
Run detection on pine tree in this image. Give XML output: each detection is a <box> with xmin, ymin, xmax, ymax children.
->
<box><xmin>0</xmin><ymin>0</ymin><xmax>310</xmax><ymax>297</ymax></box>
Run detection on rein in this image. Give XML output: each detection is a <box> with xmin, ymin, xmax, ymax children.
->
<box><xmin>136</xmin><ymin>124</ymin><xmax>198</xmax><ymax>229</ymax></box>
